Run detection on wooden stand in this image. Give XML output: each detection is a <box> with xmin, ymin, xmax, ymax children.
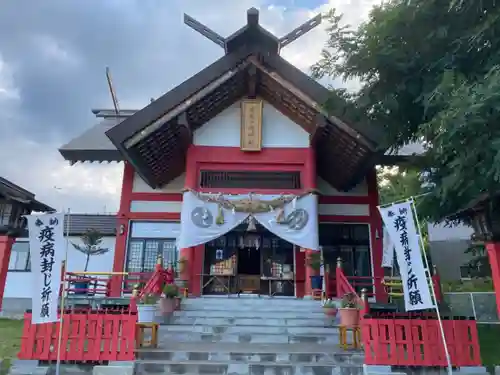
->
<box><xmin>312</xmin><ymin>289</ymin><xmax>322</xmax><ymax>300</ymax></box>
<box><xmin>136</xmin><ymin>322</ymin><xmax>159</xmax><ymax>348</ymax></box>
<box><xmin>339</xmin><ymin>325</ymin><xmax>361</xmax><ymax>350</ymax></box>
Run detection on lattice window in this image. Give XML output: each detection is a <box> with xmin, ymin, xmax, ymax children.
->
<box><xmin>125</xmin><ymin>238</ymin><xmax>177</xmax><ymax>273</ymax></box>
<box><xmin>199</xmin><ymin>170</ymin><xmax>301</xmax><ymax>190</ymax></box>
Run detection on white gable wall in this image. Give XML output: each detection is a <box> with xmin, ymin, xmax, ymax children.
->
<box><xmin>133</xmin><ymin>173</ymin><xmax>185</xmax><ymax>193</ymax></box>
<box><xmin>193</xmin><ymin>100</ymin><xmax>310</xmax><ymax>148</ymax></box>
<box><xmin>317</xmin><ymin>177</ymin><xmax>368</xmax><ymax>196</ymax></box>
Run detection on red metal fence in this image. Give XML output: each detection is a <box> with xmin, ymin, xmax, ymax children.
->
<box><xmin>17</xmin><ymin>256</ymin><xmax>176</xmax><ymax>363</ymax></box>
<box><xmin>18</xmin><ymin>309</ymin><xmax>137</xmax><ymax>362</ymax></box>
<box><xmin>362</xmin><ymin>316</ymin><xmax>482</xmax><ymax>367</ymax></box>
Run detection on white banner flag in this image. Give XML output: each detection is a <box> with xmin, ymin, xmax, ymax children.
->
<box><xmin>381</xmin><ymin>226</ymin><xmax>395</xmax><ymax>268</ymax></box>
<box><xmin>26</xmin><ymin>213</ymin><xmax>65</xmax><ymax>324</ymax></box>
<box><xmin>378</xmin><ymin>201</ymin><xmax>434</xmax><ymax>311</ymax></box>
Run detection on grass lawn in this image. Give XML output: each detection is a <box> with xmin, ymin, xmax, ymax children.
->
<box><xmin>0</xmin><ymin>318</ymin><xmax>23</xmax><ymax>374</ymax></box>
<box><xmin>477</xmin><ymin>324</ymin><xmax>500</xmax><ymax>371</ymax></box>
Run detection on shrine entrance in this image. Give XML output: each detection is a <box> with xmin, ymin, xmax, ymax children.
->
<box><xmin>202</xmin><ymin>223</ymin><xmax>295</xmax><ymax>296</ymax></box>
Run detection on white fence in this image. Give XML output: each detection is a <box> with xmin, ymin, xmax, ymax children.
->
<box><xmin>443</xmin><ymin>292</ymin><xmax>499</xmax><ymax>323</ymax></box>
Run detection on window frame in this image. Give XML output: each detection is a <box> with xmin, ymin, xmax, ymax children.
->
<box><xmin>125</xmin><ymin>237</ymin><xmax>178</xmax><ymax>273</ymax></box>
<box><xmin>8</xmin><ymin>240</ymin><xmax>31</xmax><ymax>272</ymax></box>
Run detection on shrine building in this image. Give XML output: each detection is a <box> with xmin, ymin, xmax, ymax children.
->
<box><xmin>59</xmin><ymin>9</ymin><xmax>405</xmax><ymax>300</ymax></box>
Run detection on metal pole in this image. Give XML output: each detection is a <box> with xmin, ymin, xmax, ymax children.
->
<box><xmin>410</xmin><ymin>198</ymin><xmax>453</xmax><ymax>375</ymax></box>
<box><xmin>55</xmin><ymin>208</ymin><xmax>71</xmax><ymax>375</ymax></box>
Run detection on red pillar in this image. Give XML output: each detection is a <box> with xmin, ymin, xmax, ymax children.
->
<box><xmin>486</xmin><ymin>242</ymin><xmax>500</xmax><ymax>319</ymax></box>
<box><xmin>367</xmin><ymin>168</ymin><xmax>387</xmax><ymax>302</ymax></box>
<box><xmin>304</xmin><ymin>249</ymin><xmax>320</xmax><ymax>297</ymax></box>
<box><xmin>302</xmin><ymin>148</ymin><xmax>317</xmax><ymax>297</ymax></box>
<box><xmin>110</xmin><ymin>162</ymin><xmax>134</xmax><ymax>296</ymax></box>
<box><xmin>0</xmin><ymin>236</ymin><xmax>14</xmax><ymax>310</ymax></box>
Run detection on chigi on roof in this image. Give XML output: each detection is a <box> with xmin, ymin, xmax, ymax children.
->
<box><xmin>58</xmin><ymin>8</ymin><xmax>394</xmax><ymax>191</ymax></box>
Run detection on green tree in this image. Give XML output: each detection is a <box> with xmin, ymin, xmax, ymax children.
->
<box><xmin>312</xmin><ymin>0</ymin><xmax>500</xmax><ymax>222</ymax></box>
<box><xmin>71</xmin><ymin>229</ymin><xmax>110</xmax><ymax>272</ymax></box>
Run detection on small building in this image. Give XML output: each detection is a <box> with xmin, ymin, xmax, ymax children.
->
<box><xmin>2</xmin><ymin>214</ymin><xmax>117</xmax><ymax>313</ymax></box>
<box><xmin>0</xmin><ymin>176</ymin><xmax>54</xmax><ymax>311</ymax></box>
<box><xmin>58</xmin><ymin>9</ymin><xmax>406</xmax><ymax>301</ymax></box>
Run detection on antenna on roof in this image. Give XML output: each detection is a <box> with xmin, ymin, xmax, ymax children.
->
<box><xmin>105</xmin><ymin>67</ymin><xmax>120</xmax><ymax>115</ymax></box>
<box><xmin>279</xmin><ymin>14</ymin><xmax>322</xmax><ymax>49</ymax></box>
<box><xmin>183</xmin><ymin>14</ymin><xmax>226</xmax><ymax>49</ymax></box>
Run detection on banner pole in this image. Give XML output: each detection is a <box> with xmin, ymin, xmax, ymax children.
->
<box><xmin>409</xmin><ymin>198</ymin><xmax>452</xmax><ymax>375</ymax></box>
<box><xmin>55</xmin><ymin>208</ymin><xmax>71</xmax><ymax>375</ymax></box>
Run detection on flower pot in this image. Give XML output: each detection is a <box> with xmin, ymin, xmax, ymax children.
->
<box><xmin>339</xmin><ymin>308</ymin><xmax>360</xmax><ymax>327</ymax></box>
<box><xmin>137</xmin><ymin>304</ymin><xmax>156</xmax><ymax>323</ymax></box>
<box><xmin>159</xmin><ymin>297</ymin><xmax>176</xmax><ymax>315</ymax></box>
<box><xmin>310</xmin><ymin>275</ymin><xmax>323</xmax><ymax>290</ymax></box>
<box><xmin>323</xmin><ymin>307</ymin><xmax>338</xmax><ymax>317</ymax></box>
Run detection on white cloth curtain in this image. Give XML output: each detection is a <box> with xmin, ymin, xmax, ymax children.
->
<box><xmin>255</xmin><ymin>194</ymin><xmax>319</xmax><ymax>250</ymax></box>
<box><xmin>178</xmin><ymin>191</ymin><xmax>319</xmax><ymax>250</ymax></box>
<box><xmin>178</xmin><ymin>191</ymin><xmax>248</xmax><ymax>248</ymax></box>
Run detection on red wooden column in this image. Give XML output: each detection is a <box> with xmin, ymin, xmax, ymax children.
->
<box><xmin>110</xmin><ymin>161</ymin><xmax>134</xmax><ymax>296</ymax></box>
<box><xmin>486</xmin><ymin>242</ymin><xmax>500</xmax><ymax>319</ymax></box>
<box><xmin>367</xmin><ymin>168</ymin><xmax>387</xmax><ymax>302</ymax></box>
<box><xmin>302</xmin><ymin>147</ymin><xmax>317</xmax><ymax>297</ymax></box>
<box><xmin>182</xmin><ymin>146</ymin><xmax>204</xmax><ymax>297</ymax></box>
<box><xmin>0</xmin><ymin>236</ymin><xmax>14</xmax><ymax>310</ymax></box>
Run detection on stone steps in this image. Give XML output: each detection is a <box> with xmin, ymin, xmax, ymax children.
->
<box><xmin>135</xmin><ymin>296</ymin><xmax>359</xmax><ymax>375</ymax></box>
<box><xmin>137</xmin><ymin>342</ymin><xmax>363</xmax><ymax>363</ymax></box>
<box><xmin>169</xmin><ymin>316</ymin><xmax>336</xmax><ymax>327</ymax></box>
<box><xmin>134</xmin><ymin>360</ymin><xmax>364</xmax><ymax>375</ymax></box>
<box><xmin>174</xmin><ymin>309</ymin><xmax>327</xmax><ymax>319</ymax></box>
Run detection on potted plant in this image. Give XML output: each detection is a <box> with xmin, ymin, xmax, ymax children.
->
<box><xmin>307</xmin><ymin>251</ymin><xmax>323</xmax><ymax>290</ymax></box>
<box><xmin>160</xmin><ymin>283</ymin><xmax>179</xmax><ymax>315</ymax></box>
<box><xmin>339</xmin><ymin>292</ymin><xmax>361</xmax><ymax>327</ymax></box>
<box><xmin>71</xmin><ymin>229</ymin><xmax>110</xmax><ymax>295</ymax></box>
<box><xmin>322</xmin><ymin>299</ymin><xmax>339</xmax><ymax>316</ymax></box>
<box><xmin>137</xmin><ymin>294</ymin><xmax>158</xmax><ymax>323</ymax></box>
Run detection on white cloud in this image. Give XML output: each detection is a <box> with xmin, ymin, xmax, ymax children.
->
<box><xmin>0</xmin><ymin>0</ymin><xmax>382</xmax><ymax>214</ymax></box>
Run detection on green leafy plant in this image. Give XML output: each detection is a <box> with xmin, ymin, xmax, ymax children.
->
<box><xmin>71</xmin><ymin>229</ymin><xmax>109</xmax><ymax>272</ymax></box>
<box><xmin>163</xmin><ymin>283</ymin><xmax>179</xmax><ymax>299</ymax></box>
<box><xmin>322</xmin><ymin>299</ymin><xmax>339</xmax><ymax>308</ymax></box>
<box><xmin>307</xmin><ymin>252</ymin><xmax>322</xmax><ymax>271</ymax></box>
<box><xmin>139</xmin><ymin>293</ymin><xmax>158</xmax><ymax>305</ymax></box>
<box><xmin>341</xmin><ymin>292</ymin><xmax>361</xmax><ymax>309</ymax></box>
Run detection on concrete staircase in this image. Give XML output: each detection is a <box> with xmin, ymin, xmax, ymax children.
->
<box><xmin>135</xmin><ymin>296</ymin><xmax>364</xmax><ymax>375</ymax></box>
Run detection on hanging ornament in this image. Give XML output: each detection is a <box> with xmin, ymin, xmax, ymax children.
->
<box><xmin>255</xmin><ymin>236</ymin><xmax>261</xmax><ymax>250</ymax></box>
<box><xmin>247</xmin><ymin>215</ymin><xmax>257</xmax><ymax>232</ymax></box>
<box><xmin>215</xmin><ymin>205</ymin><xmax>224</xmax><ymax>225</ymax></box>
<box><xmin>292</xmin><ymin>197</ymin><xmax>297</xmax><ymax>209</ymax></box>
<box><xmin>239</xmin><ymin>235</ymin><xmax>244</xmax><ymax>249</ymax></box>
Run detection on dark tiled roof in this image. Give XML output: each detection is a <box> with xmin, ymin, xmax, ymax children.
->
<box><xmin>64</xmin><ymin>214</ymin><xmax>117</xmax><ymax>236</ymax></box>
<box><xmin>0</xmin><ymin>177</ymin><xmax>54</xmax><ymax>212</ymax></box>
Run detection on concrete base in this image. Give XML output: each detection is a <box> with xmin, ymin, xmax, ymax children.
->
<box><xmin>93</xmin><ymin>362</ymin><xmax>134</xmax><ymax>375</ymax></box>
<box><xmin>363</xmin><ymin>365</ymin><xmax>489</xmax><ymax>375</ymax></box>
<box><xmin>8</xmin><ymin>360</ymin><xmax>48</xmax><ymax>375</ymax></box>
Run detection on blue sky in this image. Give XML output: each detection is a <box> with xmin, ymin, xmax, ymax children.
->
<box><xmin>267</xmin><ymin>0</ymin><xmax>329</xmax><ymax>9</ymax></box>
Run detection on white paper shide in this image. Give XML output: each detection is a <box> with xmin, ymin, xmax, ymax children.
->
<box><xmin>26</xmin><ymin>213</ymin><xmax>65</xmax><ymax>324</ymax></box>
<box><xmin>378</xmin><ymin>201</ymin><xmax>434</xmax><ymax>311</ymax></box>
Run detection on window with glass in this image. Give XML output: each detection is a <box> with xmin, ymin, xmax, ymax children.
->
<box><xmin>126</xmin><ymin>238</ymin><xmax>178</xmax><ymax>273</ymax></box>
<box><xmin>319</xmin><ymin>224</ymin><xmax>372</xmax><ymax>294</ymax></box>
<box><xmin>9</xmin><ymin>241</ymin><xmax>30</xmax><ymax>272</ymax></box>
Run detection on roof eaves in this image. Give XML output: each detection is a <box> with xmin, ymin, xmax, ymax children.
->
<box><xmin>105</xmin><ymin>46</ymin><xmax>253</xmax><ymax>147</ymax></box>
